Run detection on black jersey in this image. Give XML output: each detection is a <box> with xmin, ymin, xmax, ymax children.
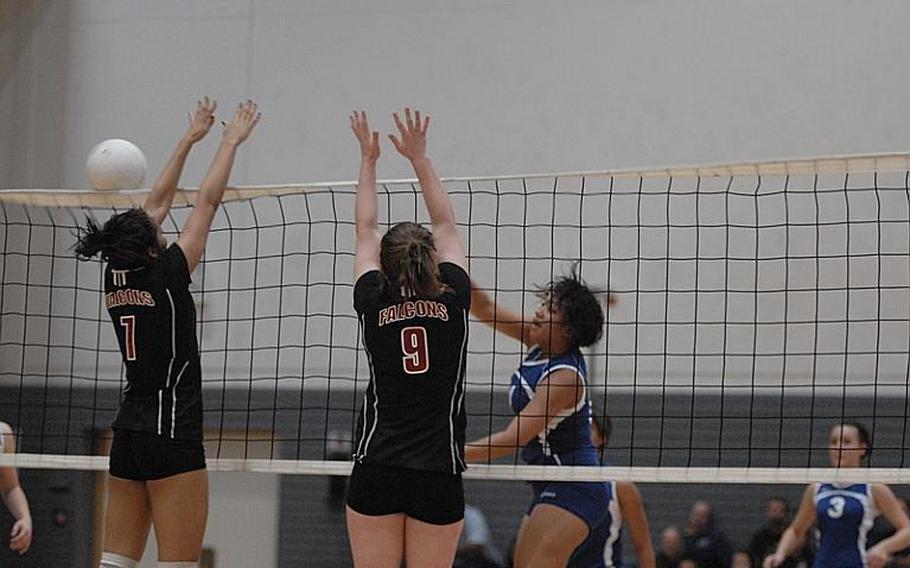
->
<box><xmin>353</xmin><ymin>262</ymin><xmax>471</xmax><ymax>474</ymax></box>
<box><xmin>104</xmin><ymin>243</ymin><xmax>203</xmax><ymax>442</ymax></box>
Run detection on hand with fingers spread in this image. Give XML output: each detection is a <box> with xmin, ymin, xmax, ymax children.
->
<box><xmin>184</xmin><ymin>96</ymin><xmax>217</xmax><ymax>144</ymax></box>
<box><xmin>222</xmin><ymin>99</ymin><xmax>261</xmax><ymax>146</ymax></box>
<box><xmin>350</xmin><ymin>110</ymin><xmax>380</xmax><ymax>162</ymax></box>
<box><xmin>388</xmin><ymin>107</ymin><xmax>429</xmax><ymax>162</ymax></box>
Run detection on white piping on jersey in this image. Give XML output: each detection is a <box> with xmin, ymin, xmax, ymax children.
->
<box><xmin>522</xmin><ymin>346</ymin><xmax>550</xmax><ymax>366</ymax></box>
<box><xmin>535</xmin><ymin>364</ymin><xmax>587</xmax><ymax>458</ymax></box>
<box><xmin>449</xmin><ymin>308</ymin><xmax>469</xmax><ymax>473</ymax></box>
<box><xmin>158</xmin><ymin>289</ymin><xmax>177</xmax><ymax>436</ymax></box>
<box><xmin>112</xmin><ymin>270</ymin><xmax>127</xmax><ymax>286</ymax></box>
<box><xmin>170</xmin><ymin>361</ymin><xmax>189</xmax><ymax>439</ymax></box>
<box><xmin>815</xmin><ymin>483</ymin><xmax>877</xmax><ymax>566</ymax></box>
<box><xmin>514</xmin><ymin>370</ymin><xmax>535</xmax><ymax>400</ymax></box>
<box><xmin>357</xmin><ymin>314</ymin><xmax>380</xmax><ymax>459</ymax></box>
<box><xmin>603</xmin><ymin>481</ymin><xmax>623</xmax><ymax>568</ymax></box>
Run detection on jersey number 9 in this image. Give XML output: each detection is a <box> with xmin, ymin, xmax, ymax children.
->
<box><xmin>401</xmin><ymin>326</ymin><xmax>429</xmax><ymax>374</ymax></box>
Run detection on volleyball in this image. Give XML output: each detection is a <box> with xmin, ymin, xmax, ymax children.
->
<box><xmin>86</xmin><ymin>138</ymin><xmax>147</xmax><ymax>190</ymax></box>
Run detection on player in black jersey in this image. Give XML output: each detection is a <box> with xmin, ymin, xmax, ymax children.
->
<box><xmin>345</xmin><ymin>109</ymin><xmax>470</xmax><ymax>567</ymax></box>
<box><xmin>75</xmin><ymin>99</ymin><xmax>260</xmax><ymax>568</ymax></box>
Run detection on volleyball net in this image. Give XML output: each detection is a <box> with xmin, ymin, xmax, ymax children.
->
<box><xmin>1</xmin><ymin>153</ymin><xmax>909</xmax><ymax>484</ymax></box>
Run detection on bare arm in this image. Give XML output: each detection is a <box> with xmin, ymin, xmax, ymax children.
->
<box><xmin>144</xmin><ymin>98</ymin><xmax>217</xmax><ymax>225</ymax></box>
<box><xmin>764</xmin><ymin>485</ymin><xmax>815</xmax><ymax>568</ymax></box>
<box><xmin>470</xmin><ymin>280</ymin><xmax>531</xmax><ymax>345</ymax></box>
<box><xmin>176</xmin><ymin>100</ymin><xmax>260</xmax><ymax>273</ymax></box>
<box><xmin>389</xmin><ymin>108</ymin><xmax>466</xmax><ymax>269</ymax></box>
<box><xmin>0</xmin><ymin>423</ymin><xmax>31</xmax><ymax>555</ymax></box>
<box><xmin>867</xmin><ymin>484</ymin><xmax>910</xmax><ymax>568</ymax></box>
<box><xmin>617</xmin><ymin>481</ymin><xmax>655</xmax><ymax>568</ymax></box>
<box><xmin>465</xmin><ymin>368</ymin><xmax>583</xmax><ymax>463</ymax></box>
<box><xmin>350</xmin><ymin>111</ymin><xmax>381</xmax><ymax>279</ymax></box>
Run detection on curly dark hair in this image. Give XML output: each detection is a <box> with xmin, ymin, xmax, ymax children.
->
<box><xmin>74</xmin><ymin>208</ymin><xmax>160</xmax><ymax>269</ymax></box>
<box><xmin>536</xmin><ymin>265</ymin><xmax>605</xmax><ymax>349</ymax></box>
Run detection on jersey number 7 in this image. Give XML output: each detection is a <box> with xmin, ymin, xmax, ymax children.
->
<box><xmin>401</xmin><ymin>326</ymin><xmax>429</xmax><ymax>374</ymax></box>
<box><xmin>119</xmin><ymin>315</ymin><xmax>137</xmax><ymax>361</ymax></box>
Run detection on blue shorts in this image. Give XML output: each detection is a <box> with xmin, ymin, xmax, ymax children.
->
<box><xmin>528</xmin><ymin>480</ymin><xmax>612</xmax><ymax>531</ymax></box>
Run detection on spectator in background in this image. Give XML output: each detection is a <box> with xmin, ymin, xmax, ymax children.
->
<box><xmin>750</xmin><ymin>497</ymin><xmax>801</xmax><ymax>568</ymax></box>
<box><xmin>0</xmin><ymin>421</ymin><xmax>32</xmax><ymax>555</ymax></box>
<box><xmin>679</xmin><ymin>560</ymin><xmax>699</xmax><ymax>568</ymax></box>
<box><xmin>732</xmin><ymin>550</ymin><xmax>753</xmax><ymax>568</ymax></box>
<box><xmin>684</xmin><ymin>500</ymin><xmax>732</xmax><ymax>568</ymax></box>
<box><xmin>657</xmin><ymin>525</ymin><xmax>686</xmax><ymax>568</ymax></box>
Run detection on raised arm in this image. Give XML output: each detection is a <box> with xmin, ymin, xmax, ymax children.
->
<box><xmin>144</xmin><ymin>97</ymin><xmax>217</xmax><ymax>225</ymax></box>
<box><xmin>867</xmin><ymin>484</ymin><xmax>910</xmax><ymax>568</ymax></box>
<box><xmin>465</xmin><ymin>368</ymin><xmax>583</xmax><ymax>463</ymax></box>
<box><xmin>764</xmin><ymin>485</ymin><xmax>815</xmax><ymax>568</ymax></box>
<box><xmin>350</xmin><ymin>110</ymin><xmax>381</xmax><ymax>279</ymax></box>
<box><xmin>470</xmin><ymin>280</ymin><xmax>532</xmax><ymax>345</ymax></box>
<box><xmin>176</xmin><ymin>100</ymin><xmax>260</xmax><ymax>273</ymax></box>
<box><xmin>389</xmin><ymin>108</ymin><xmax>466</xmax><ymax>270</ymax></box>
<box><xmin>0</xmin><ymin>422</ymin><xmax>31</xmax><ymax>555</ymax></box>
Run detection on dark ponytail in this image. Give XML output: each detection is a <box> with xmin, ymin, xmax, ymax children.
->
<box><xmin>74</xmin><ymin>208</ymin><xmax>160</xmax><ymax>269</ymax></box>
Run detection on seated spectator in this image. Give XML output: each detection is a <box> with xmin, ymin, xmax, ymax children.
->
<box><xmin>684</xmin><ymin>500</ymin><xmax>732</xmax><ymax>568</ymax></box>
<box><xmin>657</xmin><ymin>525</ymin><xmax>686</xmax><ymax>568</ymax></box>
<box><xmin>750</xmin><ymin>497</ymin><xmax>801</xmax><ymax>568</ymax></box>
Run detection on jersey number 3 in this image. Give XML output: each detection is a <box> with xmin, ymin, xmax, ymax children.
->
<box><xmin>401</xmin><ymin>326</ymin><xmax>429</xmax><ymax>374</ymax></box>
<box><xmin>119</xmin><ymin>315</ymin><xmax>137</xmax><ymax>361</ymax></box>
<box><xmin>827</xmin><ymin>496</ymin><xmax>846</xmax><ymax>519</ymax></box>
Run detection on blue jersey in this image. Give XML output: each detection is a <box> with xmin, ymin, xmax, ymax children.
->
<box><xmin>510</xmin><ymin>346</ymin><xmax>598</xmax><ymax>465</ymax></box>
<box><xmin>814</xmin><ymin>483</ymin><xmax>878</xmax><ymax>568</ymax></box>
<box><xmin>568</xmin><ymin>480</ymin><xmax>625</xmax><ymax>567</ymax></box>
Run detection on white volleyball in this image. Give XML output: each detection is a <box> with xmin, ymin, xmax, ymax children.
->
<box><xmin>86</xmin><ymin>138</ymin><xmax>147</xmax><ymax>190</ymax></box>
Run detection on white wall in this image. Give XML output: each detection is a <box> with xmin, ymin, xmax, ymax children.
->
<box><xmin>3</xmin><ymin>0</ymin><xmax>910</xmax><ymax>189</ymax></box>
<box><xmin>136</xmin><ymin>472</ymin><xmax>279</xmax><ymax>568</ymax></box>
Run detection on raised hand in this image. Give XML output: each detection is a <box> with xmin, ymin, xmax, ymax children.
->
<box><xmin>222</xmin><ymin>100</ymin><xmax>261</xmax><ymax>146</ymax></box>
<box><xmin>184</xmin><ymin>96</ymin><xmax>217</xmax><ymax>143</ymax></box>
<box><xmin>350</xmin><ymin>110</ymin><xmax>380</xmax><ymax>162</ymax></box>
<box><xmin>388</xmin><ymin>107</ymin><xmax>429</xmax><ymax>162</ymax></box>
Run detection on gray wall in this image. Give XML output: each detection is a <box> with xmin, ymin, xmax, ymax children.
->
<box><xmin>3</xmin><ymin>1</ymin><xmax>910</xmax><ymax>188</ymax></box>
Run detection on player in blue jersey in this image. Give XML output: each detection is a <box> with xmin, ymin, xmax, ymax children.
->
<box><xmin>571</xmin><ymin>414</ymin><xmax>655</xmax><ymax>568</ymax></box>
<box><xmin>466</xmin><ymin>271</ymin><xmax>653</xmax><ymax>566</ymax></box>
<box><xmin>764</xmin><ymin>423</ymin><xmax>910</xmax><ymax>568</ymax></box>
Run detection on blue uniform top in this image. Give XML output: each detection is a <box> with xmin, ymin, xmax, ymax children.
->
<box><xmin>509</xmin><ymin>346</ymin><xmax>598</xmax><ymax>466</ymax></box>
<box><xmin>814</xmin><ymin>483</ymin><xmax>878</xmax><ymax>568</ymax></box>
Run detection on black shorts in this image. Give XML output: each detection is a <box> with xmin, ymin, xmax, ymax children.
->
<box><xmin>109</xmin><ymin>429</ymin><xmax>206</xmax><ymax>481</ymax></box>
<box><xmin>346</xmin><ymin>462</ymin><xmax>464</xmax><ymax>525</ymax></box>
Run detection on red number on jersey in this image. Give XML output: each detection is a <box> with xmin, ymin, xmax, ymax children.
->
<box><xmin>401</xmin><ymin>326</ymin><xmax>429</xmax><ymax>374</ymax></box>
<box><xmin>119</xmin><ymin>315</ymin><xmax>137</xmax><ymax>361</ymax></box>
